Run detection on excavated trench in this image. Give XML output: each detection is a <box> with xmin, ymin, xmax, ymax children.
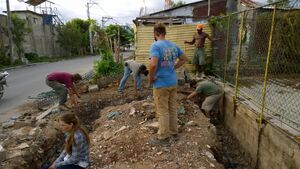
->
<box><xmin>1</xmin><ymin>79</ymin><xmax>251</xmax><ymax>169</ymax></box>
<box><xmin>39</xmin><ymin>90</ymin><xmax>151</xmax><ymax>168</ymax></box>
<box><xmin>211</xmin><ymin>122</ymin><xmax>253</xmax><ymax>169</ymax></box>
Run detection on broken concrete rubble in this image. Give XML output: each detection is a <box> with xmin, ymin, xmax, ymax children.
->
<box><xmin>14</xmin><ymin>143</ymin><xmax>30</xmax><ymax>150</ymax></box>
<box><xmin>13</xmin><ymin>121</ymin><xmax>32</xmax><ymax>129</ymax></box>
<box><xmin>0</xmin><ymin>77</ymin><xmax>253</xmax><ymax>169</ymax></box>
<box><xmin>91</xmin><ymin>94</ymin><xmax>224</xmax><ymax>169</ymax></box>
<box><xmin>1</xmin><ymin>121</ymin><xmax>15</xmax><ymax>129</ymax></box>
<box><xmin>0</xmin><ymin>145</ymin><xmax>6</xmax><ymax>162</ymax></box>
<box><xmin>88</xmin><ymin>85</ymin><xmax>99</xmax><ymax>92</ymax></box>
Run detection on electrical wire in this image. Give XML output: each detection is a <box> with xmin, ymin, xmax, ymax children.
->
<box><xmin>94</xmin><ymin>3</ymin><xmax>123</xmax><ymax>24</ymax></box>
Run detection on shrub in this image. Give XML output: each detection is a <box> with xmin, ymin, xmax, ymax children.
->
<box><xmin>13</xmin><ymin>59</ymin><xmax>23</xmax><ymax>65</ymax></box>
<box><xmin>25</xmin><ymin>52</ymin><xmax>39</xmax><ymax>62</ymax></box>
<box><xmin>0</xmin><ymin>42</ymin><xmax>10</xmax><ymax>68</ymax></box>
<box><xmin>93</xmin><ymin>49</ymin><xmax>123</xmax><ymax>78</ymax></box>
<box><xmin>252</xmin><ymin>11</ymin><xmax>300</xmax><ymax>73</ymax></box>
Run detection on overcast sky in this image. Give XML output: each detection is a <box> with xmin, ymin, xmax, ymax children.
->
<box><xmin>0</xmin><ymin>0</ymin><xmax>264</xmax><ymax>25</ymax></box>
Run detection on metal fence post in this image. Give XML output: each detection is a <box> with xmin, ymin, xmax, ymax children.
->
<box><xmin>258</xmin><ymin>4</ymin><xmax>277</xmax><ymax>125</ymax></box>
<box><xmin>224</xmin><ymin>15</ymin><xmax>231</xmax><ymax>87</ymax></box>
<box><xmin>233</xmin><ymin>11</ymin><xmax>245</xmax><ymax>114</ymax></box>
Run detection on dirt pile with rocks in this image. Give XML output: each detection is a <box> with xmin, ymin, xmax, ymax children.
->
<box><xmin>1</xmin><ymin>77</ymin><xmax>251</xmax><ymax>169</ymax></box>
<box><xmin>89</xmin><ymin>91</ymin><xmax>223</xmax><ymax>169</ymax></box>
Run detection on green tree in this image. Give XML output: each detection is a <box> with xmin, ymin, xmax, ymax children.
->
<box><xmin>105</xmin><ymin>24</ymin><xmax>134</xmax><ymax>48</ymax></box>
<box><xmin>57</xmin><ymin>18</ymin><xmax>96</xmax><ymax>55</ymax></box>
<box><xmin>171</xmin><ymin>0</ymin><xmax>185</xmax><ymax>8</ymax></box>
<box><xmin>57</xmin><ymin>21</ymin><xmax>82</xmax><ymax>55</ymax></box>
<box><xmin>69</xmin><ymin>19</ymin><xmax>96</xmax><ymax>54</ymax></box>
<box><xmin>0</xmin><ymin>40</ymin><xmax>9</xmax><ymax>68</ymax></box>
<box><xmin>93</xmin><ymin>25</ymin><xmax>110</xmax><ymax>53</ymax></box>
<box><xmin>11</xmin><ymin>14</ymin><xmax>31</xmax><ymax>60</ymax></box>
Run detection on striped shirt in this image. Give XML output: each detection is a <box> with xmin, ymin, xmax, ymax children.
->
<box><xmin>54</xmin><ymin>131</ymin><xmax>89</xmax><ymax>168</ymax></box>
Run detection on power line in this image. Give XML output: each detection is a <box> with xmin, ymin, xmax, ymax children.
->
<box><xmin>94</xmin><ymin>3</ymin><xmax>122</xmax><ymax>25</ymax></box>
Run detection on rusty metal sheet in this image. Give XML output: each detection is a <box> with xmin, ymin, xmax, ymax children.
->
<box><xmin>25</xmin><ymin>0</ymin><xmax>47</xmax><ymax>6</ymax></box>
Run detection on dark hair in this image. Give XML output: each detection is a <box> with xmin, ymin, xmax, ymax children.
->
<box><xmin>140</xmin><ymin>64</ymin><xmax>147</xmax><ymax>71</ymax></box>
<box><xmin>60</xmin><ymin>113</ymin><xmax>90</xmax><ymax>154</ymax></box>
<box><xmin>189</xmin><ymin>79</ymin><xmax>197</xmax><ymax>88</ymax></box>
<box><xmin>154</xmin><ymin>23</ymin><xmax>166</xmax><ymax>36</ymax></box>
<box><xmin>144</xmin><ymin>70</ymin><xmax>149</xmax><ymax>76</ymax></box>
<box><xmin>139</xmin><ymin>65</ymin><xmax>148</xmax><ymax>76</ymax></box>
<box><xmin>72</xmin><ymin>73</ymin><xmax>82</xmax><ymax>82</ymax></box>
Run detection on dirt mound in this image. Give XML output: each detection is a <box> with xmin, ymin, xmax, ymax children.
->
<box><xmin>89</xmin><ymin>93</ymin><xmax>224</xmax><ymax>169</ymax></box>
<box><xmin>1</xmin><ymin>78</ymin><xmax>250</xmax><ymax>169</ymax></box>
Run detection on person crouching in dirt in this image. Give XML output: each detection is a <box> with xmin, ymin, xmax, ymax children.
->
<box><xmin>42</xmin><ymin>113</ymin><xmax>90</xmax><ymax>169</ymax></box>
<box><xmin>46</xmin><ymin>72</ymin><xmax>82</xmax><ymax>110</ymax></box>
<box><xmin>187</xmin><ymin>78</ymin><xmax>223</xmax><ymax>119</ymax></box>
<box><xmin>118</xmin><ymin>60</ymin><xmax>149</xmax><ymax>96</ymax></box>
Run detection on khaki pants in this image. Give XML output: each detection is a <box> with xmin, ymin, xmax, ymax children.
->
<box><xmin>153</xmin><ymin>86</ymin><xmax>178</xmax><ymax>139</ymax></box>
<box><xmin>202</xmin><ymin>88</ymin><xmax>224</xmax><ymax>112</ymax></box>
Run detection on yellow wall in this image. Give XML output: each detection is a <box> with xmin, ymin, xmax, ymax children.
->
<box><xmin>135</xmin><ymin>24</ymin><xmax>212</xmax><ymax>72</ymax></box>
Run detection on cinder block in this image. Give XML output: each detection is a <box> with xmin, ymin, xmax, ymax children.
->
<box><xmin>88</xmin><ymin>85</ymin><xmax>99</xmax><ymax>92</ymax></box>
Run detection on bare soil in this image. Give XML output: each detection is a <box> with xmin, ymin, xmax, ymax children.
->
<box><xmin>0</xmin><ymin>78</ymin><xmax>252</xmax><ymax>169</ymax></box>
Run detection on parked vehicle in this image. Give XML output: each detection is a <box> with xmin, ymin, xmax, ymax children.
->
<box><xmin>0</xmin><ymin>71</ymin><xmax>9</xmax><ymax>99</ymax></box>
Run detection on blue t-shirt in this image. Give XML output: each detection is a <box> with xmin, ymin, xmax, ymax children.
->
<box><xmin>150</xmin><ymin>40</ymin><xmax>184</xmax><ymax>89</ymax></box>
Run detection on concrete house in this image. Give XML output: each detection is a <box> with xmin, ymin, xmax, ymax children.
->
<box><xmin>9</xmin><ymin>10</ymin><xmax>64</xmax><ymax>57</ymax></box>
<box><xmin>0</xmin><ymin>0</ymin><xmax>64</xmax><ymax>61</ymax></box>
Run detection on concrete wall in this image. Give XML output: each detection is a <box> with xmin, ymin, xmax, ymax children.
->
<box><xmin>222</xmin><ymin>86</ymin><xmax>300</xmax><ymax>169</ymax></box>
<box><xmin>13</xmin><ymin>12</ymin><xmax>64</xmax><ymax>57</ymax></box>
<box><xmin>0</xmin><ymin>11</ymin><xmax>64</xmax><ymax>58</ymax></box>
<box><xmin>0</xmin><ymin>15</ymin><xmax>8</xmax><ymax>47</ymax></box>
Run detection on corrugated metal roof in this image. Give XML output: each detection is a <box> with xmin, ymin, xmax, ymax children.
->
<box><xmin>25</xmin><ymin>0</ymin><xmax>47</xmax><ymax>6</ymax></box>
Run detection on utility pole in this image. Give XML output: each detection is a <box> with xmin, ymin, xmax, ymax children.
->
<box><xmin>6</xmin><ymin>0</ymin><xmax>14</xmax><ymax>64</ymax></box>
<box><xmin>86</xmin><ymin>0</ymin><xmax>97</xmax><ymax>55</ymax></box>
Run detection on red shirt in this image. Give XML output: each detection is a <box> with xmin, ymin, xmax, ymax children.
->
<box><xmin>47</xmin><ymin>72</ymin><xmax>74</xmax><ymax>88</ymax></box>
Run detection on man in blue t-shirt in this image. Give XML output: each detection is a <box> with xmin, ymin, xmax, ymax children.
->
<box><xmin>148</xmin><ymin>23</ymin><xmax>188</xmax><ymax>146</ymax></box>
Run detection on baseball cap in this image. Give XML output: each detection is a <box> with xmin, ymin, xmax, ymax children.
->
<box><xmin>196</xmin><ymin>24</ymin><xmax>204</xmax><ymax>30</ymax></box>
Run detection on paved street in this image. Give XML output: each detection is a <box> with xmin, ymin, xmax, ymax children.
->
<box><xmin>0</xmin><ymin>56</ymin><xmax>101</xmax><ymax>122</ymax></box>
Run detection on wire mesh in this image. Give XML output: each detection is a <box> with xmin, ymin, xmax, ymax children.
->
<box><xmin>211</xmin><ymin>0</ymin><xmax>300</xmax><ymax>131</ymax></box>
<box><xmin>266</xmin><ymin>0</ymin><xmax>300</xmax><ymax>130</ymax></box>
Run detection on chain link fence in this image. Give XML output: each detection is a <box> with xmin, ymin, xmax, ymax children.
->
<box><xmin>211</xmin><ymin>0</ymin><xmax>300</xmax><ymax>132</ymax></box>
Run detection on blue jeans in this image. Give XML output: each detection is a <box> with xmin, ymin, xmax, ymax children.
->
<box><xmin>41</xmin><ymin>164</ymin><xmax>84</xmax><ymax>169</ymax></box>
<box><xmin>118</xmin><ymin>66</ymin><xmax>141</xmax><ymax>92</ymax></box>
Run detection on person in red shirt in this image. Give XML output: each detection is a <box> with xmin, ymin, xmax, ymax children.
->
<box><xmin>46</xmin><ymin>72</ymin><xmax>82</xmax><ymax>110</ymax></box>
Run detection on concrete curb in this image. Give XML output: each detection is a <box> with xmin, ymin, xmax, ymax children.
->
<box><xmin>1</xmin><ymin>62</ymin><xmax>49</xmax><ymax>71</ymax></box>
